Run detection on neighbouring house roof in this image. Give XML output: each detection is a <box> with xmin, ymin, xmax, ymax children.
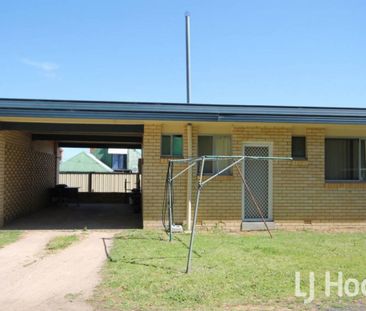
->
<box><xmin>1</xmin><ymin>98</ymin><xmax>366</xmax><ymax>125</ymax></box>
<box><xmin>60</xmin><ymin>152</ymin><xmax>113</xmax><ymax>173</ymax></box>
<box><xmin>91</xmin><ymin>148</ymin><xmax>113</xmax><ymax>168</ymax></box>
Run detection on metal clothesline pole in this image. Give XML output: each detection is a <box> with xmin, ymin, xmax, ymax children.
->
<box><xmin>168</xmin><ymin>157</ymin><xmax>202</xmax><ymax>163</ymax></box>
<box><xmin>201</xmin><ymin>156</ymin><xmax>244</xmax><ymax>187</ymax></box>
<box><xmin>167</xmin><ymin>158</ymin><xmax>201</xmax><ymax>242</ymax></box>
<box><xmin>163</xmin><ymin>154</ymin><xmax>293</xmax><ymax>272</ymax></box>
<box><xmin>170</xmin><ymin>159</ymin><xmax>201</xmax><ymax>181</ymax></box>
<box><xmin>186</xmin><ymin>157</ymin><xmax>205</xmax><ymax>273</ymax></box>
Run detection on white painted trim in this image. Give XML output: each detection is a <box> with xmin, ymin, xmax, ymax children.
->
<box><xmin>242</xmin><ymin>142</ymin><xmax>273</xmax><ymax>222</ymax></box>
<box><xmin>108</xmin><ymin>148</ymin><xmax>128</xmax><ymax>154</ymax></box>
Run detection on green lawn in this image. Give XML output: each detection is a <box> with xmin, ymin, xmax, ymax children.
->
<box><xmin>0</xmin><ymin>230</ymin><xmax>21</xmax><ymax>248</ymax></box>
<box><xmin>94</xmin><ymin>230</ymin><xmax>366</xmax><ymax>310</ymax></box>
<box><xmin>46</xmin><ymin>234</ymin><xmax>80</xmax><ymax>252</ymax></box>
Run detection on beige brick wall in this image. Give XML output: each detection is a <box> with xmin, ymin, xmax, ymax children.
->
<box><xmin>142</xmin><ymin>124</ymin><xmax>187</xmax><ymax>228</ymax></box>
<box><xmin>0</xmin><ymin>133</ymin><xmax>5</xmax><ymax>227</ymax></box>
<box><xmin>143</xmin><ymin>123</ymin><xmax>366</xmax><ymax>230</ymax></box>
<box><xmin>1</xmin><ymin>131</ymin><xmax>56</xmax><ymax>225</ymax></box>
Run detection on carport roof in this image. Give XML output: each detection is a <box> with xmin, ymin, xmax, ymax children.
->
<box><xmin>1</xmin><ymin>97</ymin><xmax>366</xmax><ymax>125</ymax></box>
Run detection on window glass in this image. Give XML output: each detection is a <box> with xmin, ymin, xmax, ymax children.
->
<box><xmin>122</xmin><ymin>154</ymin><xmax>127</xmax><ymax>170</ymax></box>
<box><xmin>112</xmin><ymin>154</ymin><xmax>119</xmax><ymax>170</ymax></box>
<box><xmin>112</xmin><ymin>154</ymin><xmax>127</xmax><ymax>170</ymax></box>
<box><xmin>161</xmin><ymin>135</ymin><xmax>172</xmax><ymax>156</ymax></box>
<box><xmin>292</xmin><ymin>137</ymin><xmax>306</xmax><ymax>159</ymax></box>
<box><xmin>172</xmin><ymin>135</ymin><xmax>183</xmax><ymax>157</ymax></box>
<box><xmin>214</xmin><ymin>136</ymin><xmax>231</xmax><ymax>175</ymax></box>
<box><xmin>325</xmin><ymin>139</ymin><xmax>359</xmax><ymax>180</ymax></box>
<box><xmin>198</xmin><ymin>136</ymin><xmax>213</xmax><ymax>173</ymax></box>
<box><xmin>198</xmin><ymin>136</ymin><xmax>231</xmax><ymax>175</ymax></box>
<box><xmin>361</xmin><ymin>140</ymin><xmax>366</xmax><ymax>181</ymax></box>
<box><xmin>161</xmin><ymin>135</ymin><xmax>183</xmax><ymax>157</ymax></box>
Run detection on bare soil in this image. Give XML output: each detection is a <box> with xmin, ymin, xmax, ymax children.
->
<box><xmin>0</xmin><ymin>230</ymin><xmax>114</xmax><ymax>311</ymax></box>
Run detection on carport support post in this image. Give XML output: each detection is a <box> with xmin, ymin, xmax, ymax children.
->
<box><xmin>186</xmin><ymin>157</ymin><xmax>205</xmax><ymax>273</ymax></box>
<box><xmin>88</xmin><ymin>173</ymin><xmax>92</xmax><ymax>193</ymax></box>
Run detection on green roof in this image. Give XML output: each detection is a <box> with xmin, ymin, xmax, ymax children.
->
<box><xmin>60</xmin><ymin>152</ymin><xmax>113</xmax><ymax>172</ymax></box>
<box><xmin>91</xmin><ymin>148</ymin><xmax>113</xmax><ymax>167</ymax></box>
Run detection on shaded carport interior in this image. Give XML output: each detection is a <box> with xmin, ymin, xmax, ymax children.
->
<box><xmin>0</xmin><ymin>121</ymin><xmax>144</xmax><ymax>230</ymax></box>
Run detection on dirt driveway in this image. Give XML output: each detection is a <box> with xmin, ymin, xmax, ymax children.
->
<box><xmin>0</xmin><ymin>230</ymin><xmax>114</xmax><ymax>311</ymax></box>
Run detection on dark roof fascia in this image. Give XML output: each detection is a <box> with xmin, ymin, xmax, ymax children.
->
<box><xmin>1</xmin><ymin>98</ymin><xmax>366</xmax><ymax>125</ymax></box>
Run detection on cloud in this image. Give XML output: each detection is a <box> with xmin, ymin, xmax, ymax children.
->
<box><xmin>21</xmin><ymin>58</ymin><xmax>59</xmax><ymax>77</ymax></box>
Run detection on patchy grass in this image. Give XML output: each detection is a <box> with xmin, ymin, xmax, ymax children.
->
<box><xmin>0</xmin><ymin>231</ymin><xmax>21</xmax><ymax>248</ymax></box>
<box><xmin>94</xmin><ymin>230</ymin><xmax>366</xmax><ymax>310</ymax></box>
<box><xmin>46</xmin><ymin>234</ymin><xmax>80</xmax><ymax>252</ymax></box>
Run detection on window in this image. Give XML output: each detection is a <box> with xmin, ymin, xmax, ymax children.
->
<box><xmin>325</xmin><ymin>138</ymin><xmax>366</xmax><ymax>181</ymax></box>
<box><xmin>292</xmin><ymin>136</ymin><xmax>306</xmax><ymax>159</ymax></box>
<box><xmin>112</xmin><ymin>154</ymin><xmax>127</xmax><ymax>170</ymax></box>
<box><xmin>198</xmin><ymin>135</ymin><xmax>231</xmax><ymax>175</ymax></box>
<box><xmin>161</xmin><ymin>135</ymin><xmax>183</xmax><ymax>157</ymax></box>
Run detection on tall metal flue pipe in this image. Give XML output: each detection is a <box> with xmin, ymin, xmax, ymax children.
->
<box><xmin>185</xmin><ymin>12</ymin><xmax>191</xmax><ymax>104</ymax></box>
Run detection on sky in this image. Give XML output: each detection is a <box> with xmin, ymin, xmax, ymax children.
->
<box><xmin>0</xmin><ymin>1</ymin><xmax>365</xmax><ymax>108</ymax></box>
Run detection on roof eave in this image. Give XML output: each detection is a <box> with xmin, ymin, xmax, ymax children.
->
<box><xmin>1</xmin><ymin>109</ymin><xmax>366</xmax><ymax>125</ymax></box>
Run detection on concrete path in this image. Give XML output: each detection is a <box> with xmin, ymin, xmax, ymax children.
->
<box><xmin>0</xmin><ymin>230</ymin><xmax>114</xmax><ymax>311</ymax></box>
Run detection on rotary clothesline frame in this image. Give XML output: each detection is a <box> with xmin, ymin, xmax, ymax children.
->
<box><xmin>165</xmin><ymin>155</ymin><xmax>292</xmax><ymax>273</ymax></box>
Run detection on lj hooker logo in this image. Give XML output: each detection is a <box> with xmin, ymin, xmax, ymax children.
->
<box><xmin>295</xmin><ymin>272</ymin><xmax>366</xmax><ymax>304</ymax></box>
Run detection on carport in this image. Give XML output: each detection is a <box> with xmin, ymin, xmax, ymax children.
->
<box><xmin>0</xmin><ymin>120</ymin><xmax>143</xmax><ymax>229</ymax></box>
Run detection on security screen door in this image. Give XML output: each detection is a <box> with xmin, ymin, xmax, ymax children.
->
<box><xmin>242</xmin><ymin>143</ymin><xmax>272</xmax><ymax>221</ymax></box>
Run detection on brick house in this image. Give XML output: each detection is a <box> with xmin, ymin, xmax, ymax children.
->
<box><xmin>1</xmin><ymin>98</ymin><xmax>366</xmax><ymax>230</ymax></box>
<box><xmin>90</xmin><ymin>148</ymin><xmax>141</xmax><ymax>172</ymax></box>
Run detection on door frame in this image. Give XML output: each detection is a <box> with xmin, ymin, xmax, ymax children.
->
<box><xmin>241</xmin><ymin>142</ymin><xmax>273</xmax><ymax>222</ymax></box>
